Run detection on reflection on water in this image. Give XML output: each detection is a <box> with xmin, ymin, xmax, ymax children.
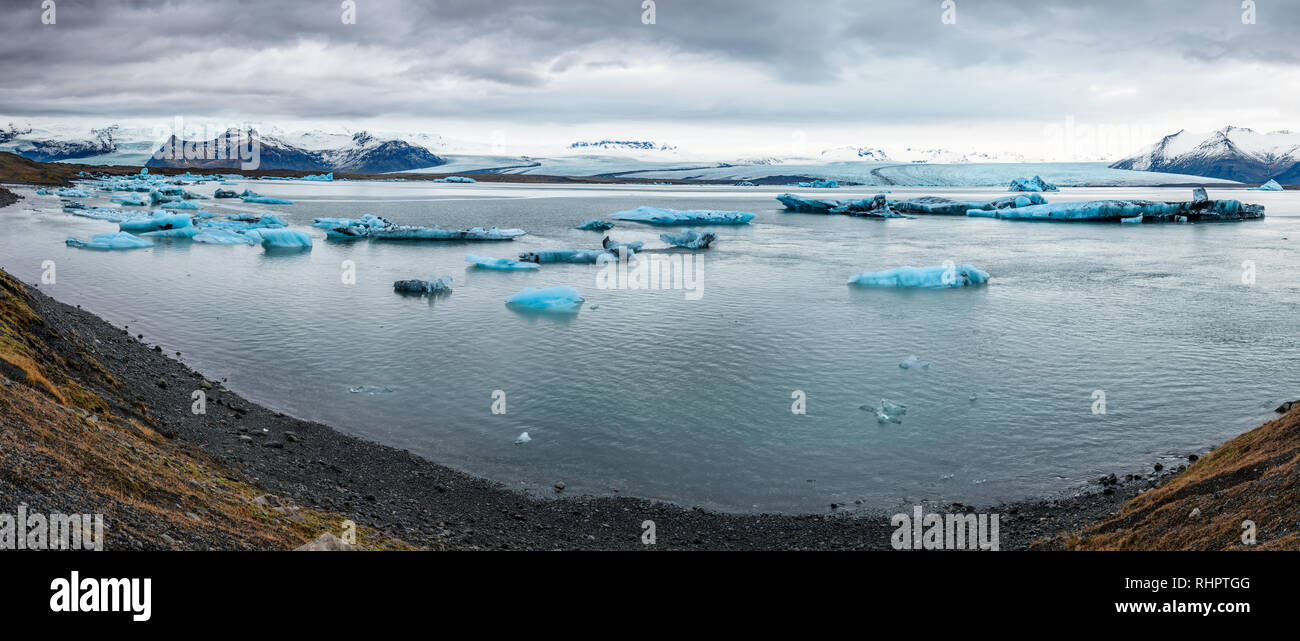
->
<box><xmin>3</xmin><ymin>181</ymin><xmax>1298</xmax><ymax>513</ymax></box>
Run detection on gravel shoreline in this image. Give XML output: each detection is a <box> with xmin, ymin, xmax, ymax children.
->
<box><xmin>3</xmin><ymin>263</ymin><xmax>1194</xmax><ymax>550</ymax></box>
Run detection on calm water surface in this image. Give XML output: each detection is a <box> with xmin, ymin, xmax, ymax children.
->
<box><xmin>2</xmin><ymin>180</ymin><xmax>1297</xmax><ymax>512</ymax></box>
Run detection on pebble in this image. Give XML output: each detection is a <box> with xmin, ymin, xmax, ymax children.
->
<box><xmin>554</xmin><ymin>482</ymin><xmax>565</xmax><ymax>491</ymax></box>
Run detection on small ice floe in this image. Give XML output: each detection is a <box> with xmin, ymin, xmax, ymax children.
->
<box><xmin>848</xmin><ymin>265</ymin><xmax>990</xmax><ymax>289</ymax></box>
<box><xmin>56</xmin><ymin>187</ymin><xmax>92</xmax><ymax>198</ymax></box>
<box><xmin>193</xmin><ymin>228</ymin><xmax>257</xmax><ymax>245</ymax></box>
<box><xmin>369</xmin><ymin>225</ymin><xmax>525</xmax><ymax>241</ymax></box>
<box><xmin>257</xmin><ymin>229</ymin><xmax>313</xmax><ymax>249</ymax></box>
<box><xmin>660</xmin><ymin>229</ymin><xmax>717</xmax><ymax>249</ymax></box>
<box><xmin>518</xmin><ymin>249</ymin><xmax>618</xmax><ymax>264</ymax></box>
<box><xmin>505</xmin><ymin>286</ymin><xmax>585</xmax><ymax>312</ymax></box>
<box><xmin>609</xmin><ymin>206</ymin><xmax>756</xmax><ymax>225</ymax></box>
<box><xmin>899</xmin><ymin>355</ymin><xmax>930</xmax><ymax>370</ymax></box>
<box><xmin>393</xmin><ymin>275</ymin><xmax>453</xmax><ymax>295</ymax></box>
<box><xmin>1252</xmin><ymin>179</ymin><xmax>1283</xmax><ymax>191</ymax></box>
<box><xmin>514</xmin><ymin>431</ymin><xmax>532</xmax><ymax>444</ymax></box>
<box><xmin>242</xmin><ymin>196</ymin><xmax>294</xmax><ymax>205</ymax></box>
<box><xmin>65</xmin><ymin>232</ymin><xmax>153</xmax><ymax>250</ymax></box>
<box><xmin>313</xmin><ymin>215</ymin><xmax>390</xmax><ymax>239</ymax></box>
<box><xmin>349</xmin><ymin>386</ymin><xmax>394</xmax><ymax>394</ymax></box>
<box><xmin>434</xmin><ymin>176</ymin><xmax>477</xmax><ymax>183</ymax></box>
<box><xmin>465</xmin><ymin>254</ymin><xmax>539</xmax><ymax>270</ymax></box>
<box><xmin>141</xmin><ymin>225</ymin><xmax>199</xmax><ymax>239</ymax></box>
<box><xmin>601</xmin><ymin>236</ymin><xmax>643</xmax><ymax>253</ymax></box>
<box><xmin>574</xmin><ymin>219</ymin><xmax>614</xmax><ymax>231</ymax></box>
<box><xmin>301</xmin><ymin>172</ymin><xmax>334</xmax><ymax>182</ymax></box>
<box><xmin>861</xmin><ymin>398</ymin><xmax>907</xmax><ymax>424</ymax></box>
<box><xmin>1008</xmin><ymin>175</ymin><xmax>1059</xmax><ymax>192</ymax></box>
<box><xmin>214</xmin><ymin>188</ymin><xmax>239</xmax><ymax>198</ymax></box>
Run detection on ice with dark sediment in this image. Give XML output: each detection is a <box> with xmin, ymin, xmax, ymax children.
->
<box><xmin>967</xmin><ymin>192</ymin><xmax>1264</xmax><ymax>222</ymax></box>
<box><xmin>465</xmin><ymin>254</ymin><xmax>540</xmax><ymax>270</ymax></box>
<box><xmin>574</xmin><ymin>219</ymin><xmax>615</xmax><ymax>231</ymax></box>
<box><xmin>610</xmin><ymin>206</ymin><xmax>756</xmax><ymax>225</ymax></box>
<box><xmin>393</xmin><ymin>275</ymin><xmax>453</xmax><ymax>295</ymax></box>
<box><xmin>1008</xmin><ymin>175</ymin><xmax>1059</xmax><ymax>192</ymax></box>
<box><xmin>891</xmin><ymin>194</ymin><xmax>1047</xmax><ymax>215</ymax></box>
<box><xmin>369</xmin><ymin>225</ymin><xmax>526</xmax><ymax>241</ymax></box>
<box><xmin>777</xmin><ymin>193</ymin><xmax>900</xmax><ymax>218</ymax></box>
<box><xmin>659</xmin><ymin>229</ymin><xmax>717</xmax><ymax>249</ymax></box>
<box><xmin>518</xmin><ymin>249</ymin><xmax>619</xmax><ymax>264</ymax></box>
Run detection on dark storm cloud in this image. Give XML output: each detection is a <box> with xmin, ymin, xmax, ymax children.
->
<box><xmin>0</xmin><ymin>0</ymin><xmax>1296</xmax><ymax>124</ymax></box>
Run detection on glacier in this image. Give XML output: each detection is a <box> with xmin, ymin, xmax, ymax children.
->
<box><xmin>609</xmin><ymin>206</ymin><xmax>756</xmax><ymax>225</ymax></box>
<box><xmin>465</xmin><ymin>254</ymin><xmax>540</xmax><ymax>270</ymax></box>
<box><xmin>505</xmin><ymin>286</ymin><xmax>585</xmax><ymax>312</ymax></box>
<box><xmin>1008</xmin><ymin>175</ymin><xmax>1059</xmax><ymax>192</ymax></box>
<box><xmin>65</xmin><ymin>232</ymin><xmax>153</xmax><ymax>250</ymax></box>
<box><xmin>659</xmin><ymin>229</ymin><xmax>717</xmax><ymax>249</ymax></box>
<box><xmin>847</xmin><ymin>265</ymin><xmax>990</xmax><ymax>289</ymax></box>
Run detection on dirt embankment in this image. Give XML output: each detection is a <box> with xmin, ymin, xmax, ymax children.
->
<box><xmin>1062</xmin><ymin>402</ymin><xmax>1300</xmax><ymax>550</ymax></box>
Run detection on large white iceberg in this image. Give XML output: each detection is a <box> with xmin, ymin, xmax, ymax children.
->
<box><xmin>609</xmin><ymin>206</ymin><xmax>755</xmax><ymax>225</ymax></box>
<box><xmin>505</xmin><ymin>286</ymin><xmax>584</xmax><ymax>311</ymax></box>
<box><xmin>465</xmin><ymin>254</ymin><xmax>540</xmax><ymax>270</ymax></box>
<box><xmin>65</xmin><ymin>232</ymin><xmax>153</xmax><ymax>250</ymax></box>
<box><xmin>847</xmin><ymin>264</ymin><xmax>990</xmax><ymax>288</ymax></box>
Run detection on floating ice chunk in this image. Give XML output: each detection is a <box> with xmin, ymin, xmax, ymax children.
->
<box><xmin>514</xmin><ymin>431</ymin><xmax>531</xmax><ymax>444</ymax></box>
<box><xmin>229</xmin><ymin>212</ymin><xmax>287</xmax><ymax>227</ymax></box>
<box><xmin>56</xmin><ymin>187</ymin><xmax>91</xmax><ymax>198</ymax></box>
<box><xmin>797</xmin><ymin>179</ymin><xmax>839</xmax><ymax>188</ymax></box>
<box><xmin>776</xmin><ymin>194</ymin><xmax>839</xmax><ymax>213</ymax></box>
<box><xmin>434</xmin><ymin>176</ymin><xmax>477</xmax><ymax>183</ymax></box>
<box><xmin>193</xmin><ymin>228</ymin><xmax>257</xmax><ymax>245</ymax></box>
<box><xmin>660</xmin><ymin>229</ymin><xmax>717</xmax><ymax>249</ymax></box>
<box><xmin>968</xmin><ymin>199</ymin><xmax>1264</xmax><ymax>222</ymax></box>
<box><xmin>891</xmin><ymin>194</ymin><xmax>1046</xmax><ymax>216</ymax></box>
<box><xmin>36</xmin><ymin>188</ymin><xmax>49</xmax><ymax>195</ymax></box>
<box><xmin>1252</xmin><ymin>179</ymin><xmax>1283</xmax><ymax>191</ymax></box>
<box><xmin>257</xmin><ymin>229</ymin><xmax>313</xmax><ymax>249</ymax></box>
<box><xmin>313</xmin><ymin>215</ymin><xmax>391</xmax><ymax>239</ymax></box>
<box><xmin>117</xmin><ymin>193</ymin><xmax>149</xmax><ymax>206</ymax></box>
<box><xmin>899</xmin><ymin>355</ymin><xmax>930</xmax><ymax>370</ymax></box>
<box><xmin>602</xmin><ymin>236</ymin><xmax>643</xmax><ymax>253</ymax></box>
<box><xmin>506</xmin><ymin>286</ymin><xmax>585</xmax><ymax>311</ymax></box>
<box><xmin>167</xmin><ymin>200</ymin><xmax>200</xmax><ymax>210</ymax></box>
<box><xmin>119</xmin><ymin>212</ymin><xmax>194</xmax><ymax>233</ymax></box>
<box><xmin>610</xmin><ymin>206</ymin><xmax>756</xmax><ymax>225</ymax></box>
<box><xmin>518</xmin><ymin>249</ymin><xmax>617</xmax><ymax>264</ymax></box>
<box><xmin>213</xmin><ymin>188</ymin><xmax>239</xmax><ymax>198</ymax></box>
<box><xmin>242</xmin><ymin>195</ymin><xmax>294</xmax><ymax>204</ymax></box>
<box><xmin>349</xmin><ymin>386</ymin><xmax>393</xmax><ymax>394</ymax></box>
<box><xmin>71</xmin><ymin>207</ymin><xmax>132</xmax><ymax>222</ymax></box>
<box><xmin>778</xmin><ymin>193</ymin><xmax>901</xmax><ymax>217</ymax></box>
<box><xmin>574</xmin><ymin>219</ymin><xmax>615</xmax><ymax>231</ymax></box>
<box><xmin>65</xmin><ymin>232</ymin><xmax>153</xmax><ymax>250</ymax></box>
<box><xmin>369</xmin><ymin>225</ymin><xmax>525</xmax><ymax>241</ymax></box>
<box><xmin>1008</xmin><ymin>175</ymin><xmax>1059</xmax><ymax>192</ymax></box>
<box><xmin>465</xmin><ymin>254</ymin><xmax>540</xmax><ymax>270</ymax></box>
<box><xmin>393</xmin><ymin>275</ymin><xmax>453</xmax><ymax>295</ymax></box>
<box><xmin>848</xmin><ymin>264</ymin><xmax>990</xmax><ymax>289</ymax></box>
<box><xmin>862</xmin><ymin>398</ymin><xmax>907</xmax><ymax>424</ymax></box>
<box><xmin>141</xmin><ymin>225</ymin><xmax>199</xmax><ymax>239</ymax></box>
<box><xmin>301</xmin><ymin>172</ymin><xmax>334</xmax><ymax>181</ymax></box>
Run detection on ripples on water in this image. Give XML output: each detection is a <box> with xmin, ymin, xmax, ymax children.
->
<box><xmin>2</xmin><ymin>181</ymin><xmax>1297</xmax><ymax>512</ymax></box>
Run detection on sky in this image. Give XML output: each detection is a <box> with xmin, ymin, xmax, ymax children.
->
<box><xmin>1</xmin><ymin>0</ymin><xmax>1298</xmax><ymax>159</ymax></box>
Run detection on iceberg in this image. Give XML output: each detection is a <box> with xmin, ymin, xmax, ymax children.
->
<box><xmin>119</xmin><ymin>212</ymin><xmax>194</xmax><ymax>233</ymax></box>
<box><xmin>229</xmin><ymin>212</ymin><xmax>287</xmax><ymax>226</ymax></box>
<box><xmin>213</xmin><ymin>188</ymin><xmax>239</xmax><ymax>198</ymax></box>
<box><xmin>193</xmin><ymin>228</ymin><xmax>257</xmax><ymax>245</ymax></box>
<box><xmin>797</xmin><ymin>179</ymin><xmax>839</xmax><ymax>188</ymax></box>
<box><xmin>301</xmin><ymin>172</ymin><xmax>334</xmax><ymax>182</ymax></box>
<box><xmin>967</xmin><ymin>197</ymin><xmax>1264</xmax><ymax>222</ymax></box>
<box><xmin>574</xmin><ymin>219</ymin><xmax>615</xmax><ymax>231</ymax></box>
<box><xmin>242</xmin><ymin>195</ymin><xmax>294</xmax><ymax>205</ymax></box>
<box><xmin>369</xmin><ymin>225</ymin><xmax>526</xmax><ymax>241</ymax></box>
<box><xmin>777</xmin><ymin>193</ymin><xmax>901</xmax><ymax>217</ymax></box>
<box><xmin>891</xmin><ymin>194</ymin><xmax>1046</xmax><ymax>216</ymax></box>
<box><xmin>70</xmin><ymin>207</ymin><xmax>132</xmax><ymax>222</ymax></box>
<box><xmin>312</xmin><ymin>215</ymin><xmax>391</xmax><ymax>239</ymax></box>
<box><xmin>899</xmin><ymin>355</ymin><xmax>930</xmax><ymax>370</ymax></box>
<box><xmin>167</xmin><ymin>200</ymin><xmax>200</xmax><ymax>210</ymax></box>
<box><xmin>393</xmin><ymin>275</ymin><xmax>453</xmax><ymax>295</ymax></box>
<box><xmin>465</xmin><ymin>254</ymin><xmax>540</xmax><ymax>270</ymax></box>
<box><xmin>257</xmin><ymin>229</ymin><xmax>313</xmax><ymax>249</ymax></box>
<box><xmin>609</xmin><ymin>206</ymin><xmax>756</xmax><ymax>225</ymax></box>
<box><xmin>1252</xmin><ymin>179</ymin><xmax>1283</xmax><ymax>191</ymax></box>
<box><xmin>518</xmin><ymin>249</ymin><xmax>618</xmax><ymax>264</ymax></box>
<box><xmin>514</xmin><ymin>431</ymin><xmax>531</xmax><ymax>444</ymax></box>
<box><xmin>602</xmin><ymin>236</ymin><xmax>644</xmax><ymax>253</ymax></box>
<box><xmin>865</xmin><ymin>398</ymin><xmax>908</xmax><ymax>424</ymax></box>
<box><xmin>659</xmin><ymin>229</ymin><xmax>717</xmax><ymax>249</ymax></box>
<box><xmin>848</xmin><ymin>264</ymin><xmax>990</xmax><ymax>289</ymax></box>
<box><xmin>117</xmin><ymin>193</ymin><xmax>149</xmax><ymax>206</ymax></box>
<box><xmin>141</xmin><ymin>225</ymin><xmax>199</xmax><ymax>239</ymax></box>
<box><xmin>505</xmin><ymin>286</ymin><xmax>585</xmax><ymax>312</ymax></box>
<box><xmin>56</xmin><ymin>187</ymin><xmax>91</xmax><ymax>198</ymax></box>
<box><xmin>1008</xmin><ymin>175</ymin><xmax>1059</xmax><ymax>192</ymax></box>
<box><xmin>434</xmin><ymin>176</ymin><xmax>477</xmax><ymax>183</ymax></box>
<box><xmin>349</xmin><ymin>386</ymin><xmax>393</xmax><ymax>395</ymax></box>
<box><xmin>65</xmin><ymin>232</ymin><xmax>153</xmax><ymax>251</ymax></box>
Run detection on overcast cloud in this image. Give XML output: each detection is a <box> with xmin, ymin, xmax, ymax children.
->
<box><xmin>1</xmin><ymin>0</ymin><xmax>1297</xmax><ymax>156</ymax></box>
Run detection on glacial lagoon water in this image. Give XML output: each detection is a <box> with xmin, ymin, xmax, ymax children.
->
<box><xmin>2</xmin><ymin>180</ymin><xmax>1298</xmax><ymax>513</ymax></box>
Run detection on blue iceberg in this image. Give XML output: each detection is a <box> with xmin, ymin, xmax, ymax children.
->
<box><xmin>967</xmin><ymin>198</ymin><xmax>1264</xmax><ymax>222</ymax></box>
<box><xmin>518</xmin><ymin>249</ymin><xmax>618</xmax><ymax>264</ymax></box>
<box><xmin>242</xmin><ymin>195</ymin><xmax>294</xmax><ymax>205</ymax></box>
<box><xmin>434</xmin><ymin>176</ymin><xmax>477</xmax><ymax>183</ymax></box>
<box><xmin>609</xmin><ymin>206</ymin><xmax>756</xmax><ymax>225</ymax></box>
<box><xmin>797</xmin><ymin>179</ymin><xmax>839</xmax><ymax>188</ymax></box>
<box><xmin>778</xmin><ymin>193</ymin><xmax>899</xmax><ymax>218</ymax></box>
<box><xmin>119</xmin><ymin>212</ymin><xmax>194</xmax><ymax>233</ymax></box>
<box><xmin>506</xmin><ymin>286</ymin><xmax>584</xmax><ymax>312</ymax></box>
<box><xmin>369</xmin><ymin>225</ymin><xmax>526</xmax><ymax>241</ymax></box>
<box><xmin>66</xmin><ymin>232</ymin><xmax>153</xmax><ymax>251</ymax></box>
<box><xmin>301</xmin><ymin>173</ymin><xmax>334</xmax><ymax>182</ymax></box>
<box><xmin>891</xmin><ymin>194</ymin><xmax>1047</xmax><ymax>216</ymax></box>
<box><xmin>1008</xmin><ymin>176</ymin><xmax>1059</xmax><ymax>192</ymax></box>
<box><xmin>574</xmin><ymin>219</ymin><xmax>615</xmax><ymax>231</ymax></box>
<box><xmin>193</xmin><ymin>228</ymin><xmax>257</xmax><ymax>245</ymax></box>
<box><xmin>141</xmin><ymin>225</ymin><xmax>199</xmax><ymax>239</ymax></box>
<box><xmin>659</xmin><ymin>229</ymin><xmax>717</xmax><ymax>249</ymax></box>
<box><xmin>847</xmin><ymin>264</ymin><xmax>990</xmax><ymax>289</ymax></box>
<box><xmin>56</xmin><ymin>187</ymin><xmax>92</xmax><ymax>198</ymax></box>
<box><xmin>1252</xmin><ymin>179</ymin><xmax>1283</xmax><ymax>191</ymax></box>
<box><xmin>465</xmin><ymin>254</ymin><xmax>540</xmax><ymax>270</ymax></box>
<box><xmin>898</xmin><ymin>356</ymin><xmax>930</xmax><ymax>370</ymax></box>
<box><xmin>257</xmin><ymin>229</ymin><xmax>313</xmax><ymax>249</ymax></box>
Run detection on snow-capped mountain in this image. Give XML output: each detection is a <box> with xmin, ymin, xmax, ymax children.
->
<box><xmin>566</xmin><ymin>140</ymin><xmax>678</xmax><ymax>154</ymax></box>
<box><xmin>13</xmin><ymin>125</ymin><xmax>120</xmax><ymax>162</ymax></box>
<box><xmin>817</xmin><ymin>145</ymin><xmax>1029</xmax><ymax>164</ymax></box>
<box><xmin>1110</xmin><ymin>126</ymin><xmax>1300</xmax><ymax>183</ymax></box>
<box><xmin>144</xmin><ymin>128</ymin><xmax>445</xmax><ymax>173</ymax></box>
